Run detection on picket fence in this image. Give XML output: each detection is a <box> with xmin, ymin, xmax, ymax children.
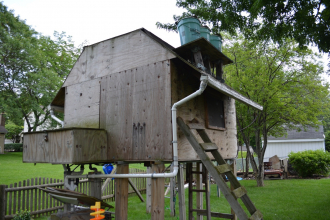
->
<box><xmin>0</xmin><ymin>168</ymin><xmax>146</xmax><ymax>220</ymax></box>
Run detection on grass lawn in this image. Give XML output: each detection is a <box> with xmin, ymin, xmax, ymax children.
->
<box><xmin>1</xmin><ymin>152</ymin><xmax>330</xmax><ymax>219</ymax></box>
<box><xmin>0</xmin><ymin>152</ymin><xmax>145</xmax><ymax>186</ymax></box>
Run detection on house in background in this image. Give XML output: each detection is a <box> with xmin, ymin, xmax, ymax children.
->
<box><xmin>264</xmin><ymin>125</ymin><xmax>325</xmax><ymax>161</ymax></box>
<box><xmin>0</xmin><ymin>113</ymin><xmax>8</xmax><ymax>154</ymax></box>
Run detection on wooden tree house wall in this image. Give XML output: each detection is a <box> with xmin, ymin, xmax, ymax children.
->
<box><xmin>23</xmin><ymin>29</ymin><xmax>238</xmax><ymax>164</ymax></box>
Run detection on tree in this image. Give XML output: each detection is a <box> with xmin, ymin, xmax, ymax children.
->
<box><xmin>223</xmin><ymin>35</ymin><xmax>330</xmax><ymax>186</ymax></box>
<box><xmin>157</xmin><ymin>0</ymin><xmax>330</xmax><ymax>53</ymax></box>
<box><xmin>0</xmin><ymin>2</ymin><xmax>81</xmax><ymax>132</ymax></box>
<box><xmin>5</xmin><ymin>120</ymin><xmax>23</xmax><ymax>143</ymax></box>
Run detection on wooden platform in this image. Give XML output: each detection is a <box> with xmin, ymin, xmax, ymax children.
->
<box><xmin>23</xmin><ymin>128</ymin><xmax>107</xmax><ymax>164</ymax></box>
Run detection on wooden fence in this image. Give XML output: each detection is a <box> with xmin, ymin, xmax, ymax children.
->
<box><xmin>0</xmin><ymin>168</ymin><xmax>146</xmax><ymax>220</ymax></box>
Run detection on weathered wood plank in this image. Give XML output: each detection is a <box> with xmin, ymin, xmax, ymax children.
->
<box><xmin>171</xmin><ymin>61</ymin><xmax>237</xmax><ymax>161</ymax></box>
<box><xmin>151</xmin><ymin>163</ymin><xmax>165</xmax><ymax>220</ymax></box>
<box><xmin>115</xmin><ymin>163</ymin><xmax>129</xmax><ymax>220</ymax></box>
<box><xmin>177</xmin><ymin>164</ymin><xmax>186</xmax><ymax>220</ymax></box>
<box><xmin>146</xmin><ymin>167</ymin><xmax>151</xmax><ymax>214</ymax></box>
<box><xmin>63</xmin><ymin>30</ymin><xmax>176</xmax><ymax>87</ymax></box>
<box><xmin>64</xmin><ymin>78</ymin><xmax>101</xmax><ymax>128</ymax></box>
<box><xmin>196</xmin><ymin>163</ymin><xmax>203</xmax><ymax>220</ymax></box>
<box><xmin>0</xmin><ymin>185</ymin><xmax>6</xmax><ymax>219</ymax></box>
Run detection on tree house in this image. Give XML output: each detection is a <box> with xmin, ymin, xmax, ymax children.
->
<box><xmin>22</xmin><ymin>28</ymin><xmax>263</xmax><ymax>220</ymax></box>
<box><xmin>23</xmin><ymin>28</ymin><xmax>261</xmax><ymax>164</ymax></box>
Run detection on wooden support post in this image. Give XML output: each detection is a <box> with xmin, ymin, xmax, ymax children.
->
<box><xmin>203</xmin><ymin>165</ymin><xmax>211</xmax><ymax>220</ymax></box>
<box><xmin>230</xmin><ymin>160</ymin><xmax>237</xmax><ymax>220</ymax></box>
<box><xmin>196</xmin><ymin>163</ymin><xmax>203</xmax><ymax>220</ymax></box>
<box><xmin>170</xmin><ymin>165</ymin><xmax>176</xmax><ymax>216</ymax></box>
<box><xmin>0</xmin><ymin>185</ymin><xmax>7</xmax><ymax>220</ymax></box>
<box><xmin>177</xmin><ymin>164</ymin><xmax>186</xmax><ymax>220</ymax></box>
<box><xmin>146</xmin><ymin>166</ymin><xmax>151</xmax><ymax>214</ymax></box>
<box><xmin>89</xmin><ymin>172</ymin><xmax>102</xmax><ymax>200</ymax></box>
<box><xmin>151</xmin><ymin>163</ymin><xmax>165</xmax><ymax>220</ymax></box>
<box><xmin>115</xmin><ymin>163</ymin><xmax>129</xmax><ymax>220</ymax></box>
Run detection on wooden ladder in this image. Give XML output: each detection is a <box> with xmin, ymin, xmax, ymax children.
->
<box><xmin>177</xmin><ymin>117</ymin><xmax>263</xmax><ymax>220</ymax></box>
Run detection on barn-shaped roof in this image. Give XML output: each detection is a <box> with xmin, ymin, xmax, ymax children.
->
<box><xmin>51</xmin><ymin>28</ymin><xmax>262</xmax><ymax>111</ymax></box>
<box><xmin>268</xmin><ymin>125</ymin><xmax>324</xmax><ymax>140</ymax></box>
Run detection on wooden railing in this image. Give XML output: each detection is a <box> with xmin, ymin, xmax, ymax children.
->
<box><xmin>0</xmin><ymin>168</ymin><xmax>146</xmax><ymax>220</ymax></box>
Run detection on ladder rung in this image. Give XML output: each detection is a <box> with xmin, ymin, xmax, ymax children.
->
<box><xmin>232</xmin><ymin>186</ymin><xmax>247</xmax><ymax>199</ymax></box>
<box><xmin>188</xmin><ymin>123</ymin><xmax>205</xmax><ymax>130</ymax></box>
<box><xmin>194</xmin><ymin>210</ymin><xmax>235</xmax><ymax>219</ymax></box>
<box><xmin>216</xmin><ymin>164</ymin><xmax>232</xmax><ymax>174</ymax></box>
<box><xmin>191</xmin><ymin>171</ymin><xmax>203</xmax><ymax>174</ymax></box>
<box><xmin>200</xmin><ymin>143</ymin><xmax>218</xmax><ymax>152</ymax></box>
<box><xmin>191</xmin><ymin>189</ymin><xmax>207</xmax><ymax>192</ymax></box>
<box><xmin>249</xmin><ymin>210</ymin><xmax>263</xmax><ymax>220</ymax></box>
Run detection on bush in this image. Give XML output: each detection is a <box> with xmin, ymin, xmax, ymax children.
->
<box><xmin>288</xmin><ymin>150</ymin><xmax>330</xmax><ymax>177</ymax></box>
<box><xmin>13</xmin><ymin>210</ymin><xmax>31</xmax><ymax>220</ymax></box>
<box><xmin>4</xmin><ymin>143</ymin><xmax>23</xmax><ymax>152</ymax></box>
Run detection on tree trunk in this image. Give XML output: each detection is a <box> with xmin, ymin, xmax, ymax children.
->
<box><xmin>256</xmin><ymin>159</ymin><xmax>264</xmax><ymax>187</ymax></box>
<box><xmin>244</xmin><ymin>151</ymin><xmax>250</xmax><ymax>178</ymax></box>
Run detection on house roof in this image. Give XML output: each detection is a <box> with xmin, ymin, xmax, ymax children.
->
<box><xmin>0</xmin><ymin>125</ymin><xmax>8</xmax><ymax>134</ymax></box>
<box><xmin>51</xmin><ymin>28</ymin><xmax>263</xmax><ymax>111</ymax></box>
<box><xmin>268</xmin><ymin>125</ymin><xmax>324</xmax><ymax>140</ymax></box>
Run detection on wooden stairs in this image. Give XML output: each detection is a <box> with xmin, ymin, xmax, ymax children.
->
<box><xmin>177</xmin><ymin>117</ymin><xmax>263</xmax><ymax>220</ymax></box>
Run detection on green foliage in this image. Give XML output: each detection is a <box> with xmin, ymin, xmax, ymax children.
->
<box><xmin>288</xmin><ymin>150</ymin><xmax>330</xmax><ymax>177</ymax></box>
<box><xmin>326</xmin><ymin>132</ymin><xmax>330</xmax><ymax>152</ymax></box>
<box><xmin>5</xmin><ymin>121</ymin><xmax>23</xmax><ymax>143</ymax></box>
<box><xmin>13</xmin><ymin>210</ymin><xmax>31</xmax><ymax>220</ymax></box>
<box><xmin>157</xmin><ymin>0</ymin><xmax>330</xmax><ymax>53</ymax></box>
<box><xmin>222</xmin><ymin>34</ymin><xmax>330</xmax><ymax>186</ymax></box>
<box><xmin>4</xmin><ymin>143</ymin><xmax>23</xmax><ymax>152</ymax></box>
<box><xmin>0</xmin><ymin>2</ymin><xmax>81</xmax><ymax>132</ymax></box>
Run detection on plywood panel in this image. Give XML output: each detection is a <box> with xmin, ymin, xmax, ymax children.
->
<box><xmin>63</xmin><ymin>30</ymin><xmax>176</xmax><ymax>88</ymax></box>
<box><xmin>100</xmin><ymin>61</ymin><xmax>172</xmax><ymax>161</ymax></box>
<box><xmin>64</xmin><ymin>79</ymin><xmax>101</xmax><ymax>128</ymax></box>
<box><xmin>171</xmin><ymin>61</ymin><xmax>237</xmax><ymax>161</ymax></box>
<box><xmin>23</xmin><ymin>129</ymin><xmax>107</xmax><ymax>164</ymax></box>
<box><xmin>48</xmin><ymin>130</ymin><xmax>74</xmax><ymax>163</ymax></box>
<box><xmin>23</xmin><ymin>133</ymin><xmax>49</xmax><ymax>163</ymax></box>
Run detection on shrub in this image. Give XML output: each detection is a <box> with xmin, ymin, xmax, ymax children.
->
<box><xmin>4</xmin><ymin>143</ymin><xmax>23</xmax><ymax>152</ymax></box>
<box><xmin>13</xmin><ymin>210</ymin><xmax>31</xmax><ymax>220</ymax></box>
<box><xmin>288</xmin><ymin>150</ymin><xmax>330</xmax><ymax>177</ymax></box>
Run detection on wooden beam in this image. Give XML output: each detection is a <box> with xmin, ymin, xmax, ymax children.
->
<box><xmin>230</xmin><ymin>160</ymin><xmax>238</xmax><ymax>220</ymax></box>
<box><xmin>128</xmin><ymin>179</ymin><xmax>145</xmax><ymax>202</ymax></box>
<box><xmin>115</xmin><ymin>163</ymin><xmax>129</xmax><ymax>220</ymax></box>
<box><xmin>151</xmin><ymin>163</ymin><xmax>165</xmax><ymax>220</ymax></box>
<box><xmin>146</xmin><ymin>166</ymin><xmax>151</xmax><ymax>213</ymax></box>
<box><xmin>89</xmin><ymin>172</ymin><xmax>102</xmax><ymax>200</ymax></box>
<box><xmin>196</xmin><ymin>163</ymin><xmax>203</xmax><ymax>220</ymax></box>
<box><xmin>0</xmin><ymin>185</ymin><xmax>6</xmax><ymax>220</ymax></box>
<box><xmin>177</xmin><ymin>164</ymin><xmax>186</xmax><ymax>220</ymax></box>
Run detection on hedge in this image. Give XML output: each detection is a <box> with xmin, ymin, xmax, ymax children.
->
<box><xmin>4</xmin><ymin>143</ymin><xmax>23</xmax><ymax>152</ymax></box>
<box><xmin>288</xmin><ymin>149</ymin><xmax>330</xmax><ymax>177</ymax></box>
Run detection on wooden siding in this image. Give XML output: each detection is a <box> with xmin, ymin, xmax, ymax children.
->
<box><xmin>64</xmin><ymin>79</ymin><xmax>101</xmax><ymax>128</ymax></box>
<box><xmin>264</xmin><ymin>139</ymin><xmax>325</xmax><ymax>160</ymax></box>
<box><xmin>23</xmin><ymin>129</ymin><xmax>107</xmax><ymax>164</ymax></box>
<box><xmin>171</xmin><ymin>60</ymin><xmax>237</xmax><ymax>161</ymax></box>
<box><xmin>63</xmin><ymin>30</ymin><xmax>176</xmax><ymax>88</ymax></box>
<box><xmin>100</xmin><ymin>61</ymin><xmax>172</xmax><ymax>161</ymax></box>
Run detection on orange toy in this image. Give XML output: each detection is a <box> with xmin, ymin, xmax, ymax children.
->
<box><xmin>90</xmin><ymin>201</ymin><xmax>105</xmax><ymax>220</ymax></box>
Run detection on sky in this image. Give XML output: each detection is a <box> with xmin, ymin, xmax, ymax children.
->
<box><xmin>3</xmin><ymin>0</ymin><xmax>329</xmax><ymax>76</ymax></box>
<box><xmin>3</xmin><ymin>0</ymin><xmax>185</xmax><ymax>47</ymax></box>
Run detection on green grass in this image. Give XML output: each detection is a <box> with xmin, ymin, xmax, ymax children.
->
<box><xmin>0</xmin><ymin>152</ymin><xmax>145</xmax><ymax>186</ymax></box>
<box><xmin>2</xmin><ymin>152</ymin><xmax>330</xmax><ymax>220</ymax></box>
